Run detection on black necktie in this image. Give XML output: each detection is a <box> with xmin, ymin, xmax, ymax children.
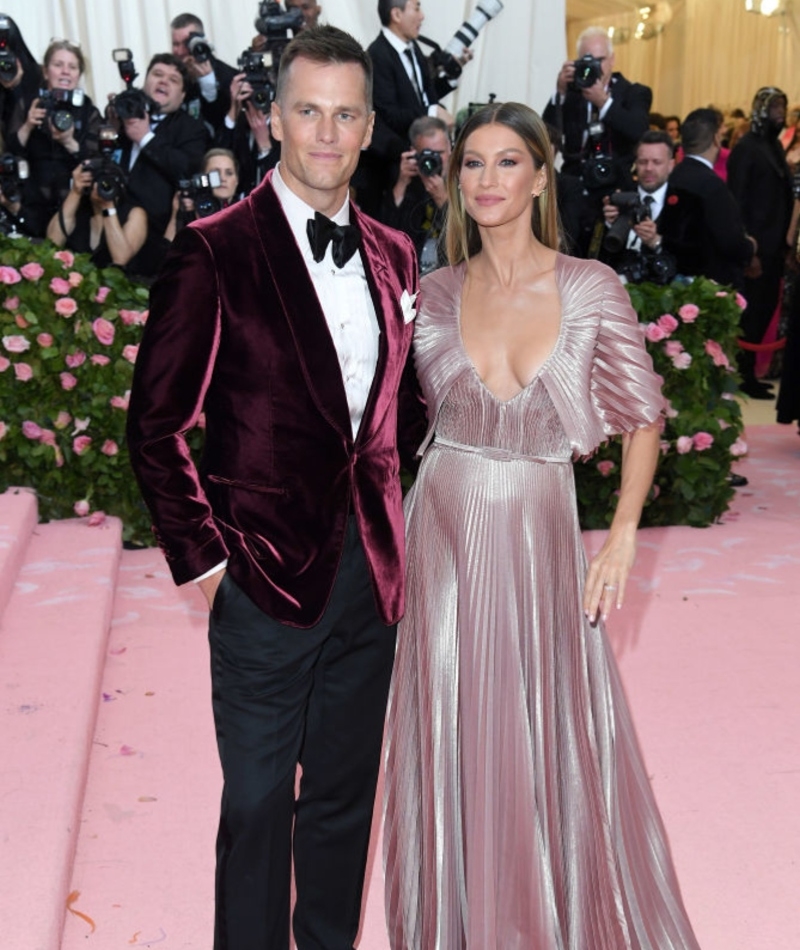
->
<box><xmin>307</xmin><ymin>212</ymin><xmax>360</xmax><ymax>268</ymax></box>
<box><xmin>642</xmin><ymin>194</ymin><xmax>654</xmax><ymax>218</ymax></box>
<box><xmin>404</xmin><ymin>48</ymin><xmax>426</xmax><ymax>108</ymax></box>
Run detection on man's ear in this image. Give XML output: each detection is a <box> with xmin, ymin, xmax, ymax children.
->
<box><xmin>271</xmin><ymin>100</ymin><xmax>283</xmax><ymax>142</ymax></box>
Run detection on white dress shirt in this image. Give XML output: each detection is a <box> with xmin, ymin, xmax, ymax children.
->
<box><xmin>626</xmin><ymin>181</ymin><xmax>668</xmax><ymax>251</ymax></box>
<box><xmin>381</xmin><ymin>27</ymin><xmax>439</xmax><ymax>116</ymax></box>
<box><xmin>195</xmin><ymin>165</ymin><xmax>381</xmax><ymax>585</ymax></box>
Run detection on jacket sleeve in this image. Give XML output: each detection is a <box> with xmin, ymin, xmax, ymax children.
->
<box><xmin>126</xmin><ymin>225</ymin><xmax>229</xmax><ymax>582</ymax></box>
<box><xmin>604</xmin><ymin>80</ymin><xmax>652</xmax><ymax>145</ymax></box>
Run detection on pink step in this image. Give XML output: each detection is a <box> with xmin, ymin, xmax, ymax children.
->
<box><xmin>0</xmin><ymin>515</ymin><xmax>122</xmax><ymax>950</ymax></box>
<box><xmin>0</xmin><ymin>487</ymin><xmax>38</xmax><ymax>618</ymax></box>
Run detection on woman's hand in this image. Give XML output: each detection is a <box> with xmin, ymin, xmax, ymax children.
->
<box><xmin>583</xmin><ymin>525</ymin><xmax>637</xmax><ymax>623</ymax></box>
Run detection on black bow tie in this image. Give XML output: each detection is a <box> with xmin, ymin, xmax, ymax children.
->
<box><xmin>307</xmin><ymin>212</ymin><xmax>360</xmax><ymax>268</ymax></box>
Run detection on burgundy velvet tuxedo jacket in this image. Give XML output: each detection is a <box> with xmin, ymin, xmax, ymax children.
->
<box><xmin>127</xmin><ymin>172</ymin><xmax>425</xmax><ymax>628</ymax></box>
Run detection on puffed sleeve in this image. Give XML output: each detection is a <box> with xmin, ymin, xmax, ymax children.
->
<box><xmin>590</xmin><ymin>271</ymin><xmax>666</xmax><ymax>435</ymax></box>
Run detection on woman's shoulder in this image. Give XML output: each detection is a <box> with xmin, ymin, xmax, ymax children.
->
<box><xmin>419</xmin><ymin>262</ymin><xmax>466</xmax><ymax>315</ymax></box>
<box><xmin>556</xmin><ymin>253</ymin><xmax>626</xmax><ymax>302</ymax></box>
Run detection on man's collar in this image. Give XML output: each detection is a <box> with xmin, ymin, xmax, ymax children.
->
<box><xmin>382</xmin><ymin>26</ymin><xmax>412</xmax><ymax>56</ymax></box>
<box><xmin>640</xmin><ymin>181</ymin><xmax>668</xmax><ymax>203</ymax></box>
<box><xmin>272</xmin><ymin>163</ymin><xmax>350</xmax><ymax>248</ymax></box>
<box><xmin>686</xmin><ymin>154</ymin><xmax>714</xmax><ymax>170</ymax></box>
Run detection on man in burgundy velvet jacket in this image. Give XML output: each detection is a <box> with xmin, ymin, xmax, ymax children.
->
<box><xmin>127</xmin><ymin>26</ymin><xmax>425</xmax><ymax>950</ymax></box>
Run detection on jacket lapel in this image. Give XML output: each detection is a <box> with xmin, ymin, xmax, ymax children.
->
<box><xmin>248</xmin><ymin>175</ymin><xmax>352</xmax><ymax>440</ymax></box>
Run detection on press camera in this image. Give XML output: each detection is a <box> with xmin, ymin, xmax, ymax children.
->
<box><xmin>179</xmin><ymin>170</ymin><xmax>223</xmax><ymax>218</ymax></box>
<box><xmin>82</xmin><ymin>127</ymin><xmax>126</xmax><ymax>203</ymax></box>
<box><xmin>38</xmin><ymin>88</ymin><xmax>85</xmax><ymax>133</ymax></box>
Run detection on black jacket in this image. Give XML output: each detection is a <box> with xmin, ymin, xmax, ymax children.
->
<box><xmin>668</xmin><ymin>155</ymin><xmax>754</xmax><ymax>289</ymax></box>
<box><xmin>214</xmin><ymin>114</ymin><xmax>279</xmax><ymax>197</ymax></box>
<box><xmin>184</xmin><ymin>56</ymin><xmax>239</xmax><ymax>135</ymax></box>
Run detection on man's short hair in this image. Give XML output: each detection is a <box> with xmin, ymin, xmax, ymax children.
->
<box><xmin>378</xmin><ymin>0</ymin><xmax>408</xmax><ymax>28</ymax></box>
<box><xmin>170</xmin><ymin>13</ymin><xmax>204</xmax><ymax>32</ymax></box>
<box><xmin>576</xmin><ymin>26</ymin><xmax>612</xmax><ymax>56</ymax></box>
<box><xmin>408</xmin><ymin>115</ymin><xmax>448</xmax><ymax>143</ymax></box>
<box><xmin>276</xmin><ymin>25</ymin><xmax>373</xmax><ymax>110</ymax></box>
<box><xmin>638</xmin><ymin>129</ymin><xmax>675</xmax><ymax>156</ymax></box>
<box><xmin>680</xmin><ymin>108</ymin><xmax>720</xmax><ymax>155</ymax></box>
<box><xmin>146</xmin><ymin>53</ymin><xmax>190</xmax><ymax>92</ymax></box>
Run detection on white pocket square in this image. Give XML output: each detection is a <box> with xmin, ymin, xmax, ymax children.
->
<box><xmin>401</xmin><ymin>289</ymin><xmax>418</xmax><ymax>324</ymax></box>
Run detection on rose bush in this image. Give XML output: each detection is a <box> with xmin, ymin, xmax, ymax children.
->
<box><xmin>574</xmin><ymin>276</ymin><xmax>746</xmax><ymax>529</ymax></box>
<box><xmin>0</xmin><ymin>236</ymin><xmax>204</xmax><ymax>544</ymax></box>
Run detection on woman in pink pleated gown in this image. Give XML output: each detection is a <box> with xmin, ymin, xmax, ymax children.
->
<box><xmin>384</xmin><ymin>102</ymin><xmax>702</xmax><ymax>950</ymax></box>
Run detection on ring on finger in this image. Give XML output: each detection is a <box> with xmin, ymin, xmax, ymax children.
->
<box><xmin>603</xmin><ymin>583</ymin><xmax>617</xmax><ymax>590</ymax></box>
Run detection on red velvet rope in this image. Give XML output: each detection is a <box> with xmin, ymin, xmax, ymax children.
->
<box><xmin>736</xmin><ymin>337</ymin><xmax>787</xmax><ymax>352</ymax></box>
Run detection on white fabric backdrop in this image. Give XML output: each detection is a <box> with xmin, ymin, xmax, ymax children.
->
<box><xmin>3</xmin><ymin>1</ymin><xmax>564</xmax><ymax>125</ymax></box>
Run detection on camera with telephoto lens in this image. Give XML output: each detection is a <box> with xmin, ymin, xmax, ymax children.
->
<box><xmin>38</xmin><ymin>87</ymin><xmax>84</xmax><ymax>133</ymax></box>
<box><xmin>570</xmin><ymin>53</ymin><xmax>603</xmax><ymax>91</ymax></box>
<box><xmin>179</xmin><ymin>170</ymin><xmax>222</xmax><ymax>218</ymax></box>
<box><xmin>82</xmin><ymin>126</ymin><xmax>127</xmax><ymax>203</ymax></box>
<box><xmin>603</xmin><ymin>191</ymin><xmax>652</xmax><ymax>254</ymax></box>
<box><xmin>417</xmin><ymin>35</ymin><xmax>462</xmax><ymax>81</ymax></box>
<box><xmin>0</xmin><ymin>15</ymin><xmax>17</xmax><ymax>78</ymax></box>
<box><xmin>236</xmin><ymin>49</ymin><xmax>274</xmax><ymax>112</ymax></box>
<box><xmin>187</xmin><ymin>32</ymin><xmax>213</xmax><ymax>64</ymax></box>
<box><xmin>415</xmin><ymin>148</ymin><xmax>443</xmax><ymax>177</ymax></box>
<box><xmin>443</xmin><ymin>0</ymin><xmax>503</xmax><ymax>61</ymax></box>
<box><xmin>0</xmin><ymin>153</ymin><xmax>28</xmax><ymax>203</ymax></box>
<box><xmin>581</xmin><ymin>120</ymin><xmax>616</xmax><ymax>191</ymax></box>
<box><xmin>240</xmin><ymin>1</ymin><xmax>304</xmax><ymax>111</ymax></box>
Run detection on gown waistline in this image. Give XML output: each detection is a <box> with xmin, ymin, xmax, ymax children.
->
<box><xmin>433</xmin><ymin>436</ymin><xmax>571</xmax><ymax>465</ymax></box>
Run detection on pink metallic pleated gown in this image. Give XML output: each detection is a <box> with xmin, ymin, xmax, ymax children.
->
<box><xmin>384</xmin><ymin>255</ymin><xmax>702</xmax><ymax>950</ymax></box>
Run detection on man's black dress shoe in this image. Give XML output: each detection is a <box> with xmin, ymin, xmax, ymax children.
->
<box><xmin>739</xmin><ymin>381</ymin><xmax>774</xmax><ymax>399</ymax></box>
<box><xmin>728</xmin><ymin>473</ymin><xmax>748</xmax><ymax>487</ymax></box>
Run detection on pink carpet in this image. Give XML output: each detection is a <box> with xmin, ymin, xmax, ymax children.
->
<box><xmin>4</xmin><ymin>424</ymin><xmax>797</xmax><ymax>950</ymax></box>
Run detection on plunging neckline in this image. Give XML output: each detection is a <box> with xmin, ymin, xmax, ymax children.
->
<box><xmin>456</xmin><ymin>254</ymin><xmax>565</xmax><ymax>406</ymax></box>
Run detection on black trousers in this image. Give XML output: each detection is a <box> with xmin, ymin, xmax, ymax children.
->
<box><xmin>739</xmin><ymin>255</ymin><xmax>785</xmax><ymax>385</ymax></box>
<box><xmin>208</xmin><ymin>519</ymin><xmax>397</xmax><ymax>950</ymax></box>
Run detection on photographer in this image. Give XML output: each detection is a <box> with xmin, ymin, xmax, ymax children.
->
<box><xmin>601</xmin><ymin>130</ymin><xmax>701</xmax><ymax>282</ymax></box>
<box><xmin>6</xmin><ymin>39</ymin><xmax>102</xmax><ymax>237</ymax></box>
<box><xmin>0</xmin><ymin>15</ymin><xmax>41</xmax><ymax>143</ymax></box>
<box><xmin>45</xmin><ymin>154</ymin><xmax>147</xmax><ymax>271</ymax></box>
<box><xmin>285</xmin><ymin>0</ymin><xmax>322</xmax><ymax>29</ymax></box>
<box><xmin>170</xmin><ymin>13</ymin><xmax>237</xmax><ymax>134</ymax></box>
<box><xmin>379</xmin><ymin>115</ymin><xmax>450</xmax><ymax>273</ymax></box>
<box><xmin>543</xmin><ymin>27</ymin><xmax>651</xmax><ymax>191</ymax></box>
<box><xmin>165</xmin><ymin>147</ymin><xmax>242</xmax><ymax>240</ymax></box>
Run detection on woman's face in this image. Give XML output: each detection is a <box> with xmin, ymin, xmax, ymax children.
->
<box><xmin>44</xmin><ymin>49</ymin><xmax>81</xmax><ymax>91</ymax></box>
<box><xmin>458</xmin><ymin>122</ymin><xmax>546</xmax><ymax>231</ymax></box>
<box><xmin>205</xmin><ymin>156</ymin><xmax>239</xmax><ymax>201</ymax></box>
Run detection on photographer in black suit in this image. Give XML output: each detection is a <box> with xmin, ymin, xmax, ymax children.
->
<box><xmin>601</xmin><ymin>131</ymin><xmax>701</xmax><ymax>283</ymax></box>
<box><xmin>728</xmin><ymin>87</ymin><xmax>794</xmax><ymax>398</ymax></box>
<box><xmin>171</xmin><ymin>13</ymin><xmax>238</xmax><ymax>135</ymax></box>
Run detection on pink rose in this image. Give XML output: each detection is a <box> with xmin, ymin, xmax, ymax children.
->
<box><xmin>72</xmin><ymin>417</ymin><xmax>90</xmax><ymax>434</ymax></box>
<box><xmin>94</xmin><ymin>286</ymin><xmax>111</xmax><ymax>303</ymax></box>
<box><xmin>735</xmin><ymin>292</ymin><xmax>747</xmax><ymax>310</ymax></box>
<box><xmin>73</xmin><ymin>499</ymin><xmax>90</xmax><ymax>517</ymax></box>
<box><xmin>14</xmin><ymin>315</ymin><xmax>28</xmax><ymax>329</ymax></box>
<box><xmin>54</xmin><ymin>411</ymin><xmax>72</xmax><ymax>429</ymax></box>
<box><xmin>704</xmin><ymin>339</ymin><xmax>730</xmax><ymax>368</ymax></box>
<box><xmin>676</xmin><ymin>436</ymin><xmax>693</xmax><ymax>454</ymax></box>
<box><xmin>663</xmin><ymin>340</ymin><xmax>684</xmax><ymax>357</ymax></box>
<box><xmin>659</xmin><ymin>440</ymin><xmax>671</xmax><ymax>455</ymax></box>
<box><xmin>37</xmin><ymin>332</ymin><xmax>54</xmax><ymax>347</ymax></box>
<box><xmin>596</xmin><ymin>460</ymin><xmax>615</xmax><ymax>477</ymax></box>
<box><xmin>717</xmin><ymin>418</ymin><xmax>731</xmax><ymax>430</ymax></box>
<box><xmin>730</xmin><ymin>438</ymin><xmax>748</xmax><ymax>457</ymax></box>
<box><xmin>644</xmin><ymin>323</ymin><xmax>667</xmax><ymax>343</ymax></box>
<box><xmin>87</xmin><ymin>510</ymin><xmax>107</xmax><ymax>527</ymax></box>
<box><xmin>54</xmin><ymin>250</ymin><xmax>75</xmax><ymax>268</ymax></box>
<box><xmin>110</xmin><ymin>391</ymin><xmax>130</xmax><ymax>411</ymax></box>
<box><xmin>20</xmin><ymin>262</ymin><xmax>44</xmax><ymax>281</ymax></box>
<box><xmin>0</xmin><ymin>265</ymin><xmax>22</xmax><ymax>284</ymax></box>
<box><xmin>715</xmin><ymin>291</ymin><xmax>728</xmax><ymax>298</ymax></box>
<box><xmin>49</xmin><ymin>276</ymin><xmax>71</xmax><ymax>295</ymax></box>
<box><xmin>693</xmin><ymin>431</ymin><xmax>714</xmax><ymax>451</ymax></box>
<box><xmin>14</xmin><ymin>362</ymin><xmax>32</xmax><ymax>381</ymax></box>
<box><xmin>4</xmin><ymin>295</ymin><xmax>19</xmax><ymax>310</ymax></box>
<box><xmin>101</xmin><ymin>439</ymin><xmax>119</xmax><ymax>456</ymax></box>
<box><xmin>73</xmin><ymin>435</ymin><xmax>92</xmax><ymax>455</ymax></box>
<box><xmin>65</xmin><ymin>351</ymin><xmax>86</xmax><ymax>369</ymax></box>
<box><xmin>60</xmin><ymin>371</ymin><xmax>78</xmax><ymax>390</ymax></box>
<box><xmin>55</xmin><ymin>297</ymin><xmax>78</xmax><ymax>317</ymax></box>
<box><xmin>678</xmin><ymin>303</ymin><xmax>700</xmax><ymax>323</ymax></box>
<box><xmin>672</xmin><ymin>352</ymin><xmax>692</xmax><ymax>369</ymax></box>
<box><xmin>90</xmin><ymin>354</ymin><xmax>111</xmax><ymax>366</ymax></box>
<box><xmin>92</xmin><ymin>317</ymin><xmax>115</xmax><ymax>346</ymax></box>
<box><xmin>0</xmin><ymin>356</ymin><xmax>9</xmax><ymax>372</ymax></box>
<box><xmin>119</xmin><ymin>309</ymin><xmax>144</xmax><ymax>326</ymax></box>
<box><xmin>68</xmin><ymin>271</ymin><xmax>83</xmax><ymax>287</ymax></box>
<box><xmin>38</xmin><ymin>429</ymin><xmax>56</xmax><ymax>447</ymax></box>
<box><xmin>22</xmin><ymin>420</ymin><xmax>42</xmax><ymax>440</ymax></box>
<box><xmin>122</xmin><ymin>343</ymin><xmax>139</xmax><ymax>363</ymax></box>
<box><xmin>657</xmin><ymin>313</ymin><xmax>679</xmax><ymax>335</ymax></box>
<box><xmin>140</xmin><ymin>309</ymin><xmax>149</xmax><ymax>324</ymax></box>
<box><xmin>3</xmin><ymin>334</ymin><xmax>30</xmax><ymax>353</ymax></box>
<box><xmin>0</xmin><ymin>421</ymin><xmax>7</xmax><ymax>440</ymax></box>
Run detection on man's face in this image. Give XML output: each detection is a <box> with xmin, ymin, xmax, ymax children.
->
<box><xmin>577</xmin><ymin>35</ymin><xmax>614</xmax><ymax>86</ymax></box>
<box><xmin>413</xmin><ymin>128</ymin><xmax>451</xmax><ymax>177</ymax></box>
<box><xmin>634</xmin><ymin>142</ymin><xmax>674</xmax><ymax>193</ymax></box>
<box><xmin>286</xmin><ymin>0</ymin><xmax>322</xmax><ymax>29</ymax></box>
<box><xmin>271</xmin><ymin>56</ymin><xmax>374</xmax><ymax>214</ymax></box>
<box><xmin>391</xmin><ymin>0</ymin><xmax>424</xmax><ymax>42</ymax></box>
<box><xmin>144</xmin><ymin>62</ymin><xmax>186</xmax><ymax>114</ymax></box>
<box><xmin>768</xmin><ymin>97</ymin><xmax>787</xmax><ymax>130</ymax></box>
<box><xmin>171</xmin><ymin>25</ymin><xmax>198</xmax><ymax>63</ymax></box>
